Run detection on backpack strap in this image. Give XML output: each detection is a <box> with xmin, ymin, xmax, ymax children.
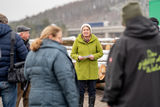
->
<box><xmin>9</xmin><ymin>31</ymin><xmax>15</xmax><ymax>72</ymax></box>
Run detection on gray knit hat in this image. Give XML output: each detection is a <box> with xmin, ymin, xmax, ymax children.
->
<box><xmin>0</xmin><ymin>13</ymin><xmax>8</xmax><ymax>24</ymax></box>
<box><xmin>122</xmin><ymin>2</ymin><xmax>143</xmax><ymax>25</ymax></box>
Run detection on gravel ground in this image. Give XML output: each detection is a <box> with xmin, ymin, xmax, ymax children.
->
<box><xmin>0</xmin><ymin>89</ymin><xmax>107</xmax><ymax>107</ymax></box>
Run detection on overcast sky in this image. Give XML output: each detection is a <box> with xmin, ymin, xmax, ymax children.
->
<box><xmin>0</xmin><ymin>0</ymin><xmax>80</xmax><ymax>22</ymax></box>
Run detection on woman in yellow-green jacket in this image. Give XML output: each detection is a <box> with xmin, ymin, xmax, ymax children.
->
<box><xmin>71</xmin><ymin>24</ymin><xmax>103</xmax><ymax>107</ymax></box>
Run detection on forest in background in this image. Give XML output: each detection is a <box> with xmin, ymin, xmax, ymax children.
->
<box><xmin>9</xmin><ymin>0</ymin><xmax>149</xmax><ymax>38</ymax></box>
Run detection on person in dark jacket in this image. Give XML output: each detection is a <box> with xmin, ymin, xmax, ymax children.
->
<box><xmin>0</xmin><ymin>13</ymin><xmax>28</xmax><ymax>107</ymax></box>
<box><xmin>102</xmin><ymin>2</ymin><xmax>160</xmax><ymax>107</ymax></box>
<box><xmin>16</xmin><ymin>25</ymin><xmax>31</xmax><ymax>107</ymax></box>
<box><xmin>24</xmin><ymin>25</ymin><xmax>79</xmax><ymax>107</ymax></box>
<box><xmin>17</xmin><ymin>25</ymin><xmax>30</xmax><ymax>50</ymax></box>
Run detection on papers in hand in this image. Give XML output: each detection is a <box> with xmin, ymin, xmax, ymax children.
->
<box><xmin>82</xmin><ymin>55</ymin><xmax>91</xmax><ymax>59</ymax></box>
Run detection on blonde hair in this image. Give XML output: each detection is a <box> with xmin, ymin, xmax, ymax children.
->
<box><xmin>30</xmin><ymin>25</ymin><xmax>61</xmax><ymax>51</ymax></box>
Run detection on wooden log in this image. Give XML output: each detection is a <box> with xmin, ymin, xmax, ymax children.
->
<box><xmin>96</xmin><ymin>83</ymin><xmax>105</xmax><ymax>90</ymax></box>
<box><xmin>98</xmin><ymin>64</ymin><xmax>106</xmax><ymax>80</ymax></box>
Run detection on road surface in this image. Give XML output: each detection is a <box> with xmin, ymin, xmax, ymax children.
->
<box><xmin>0</xmin><ymin>89</ymin><xmax>107</xmax><ymax>107</ymax></box>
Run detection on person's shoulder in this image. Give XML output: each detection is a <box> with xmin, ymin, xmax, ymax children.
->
<box><xmin>91</xmin><ymin>34</ymin><xmax>98</xmax><ymax>39</ymax></box>
<box><xmin>47</xmin><ymin>47</ymin><xmax>61</xmax><ymax>56</ymax></box>
<box><xmin>47</xmin><ymin>48</ymin><xmax>67</xmax><ymax>61</ymax></box>
<box><xmin>8</xmin><ymin>31</ymin><xmax>22</xmax><ymax>42</ymax></box>
<box><xmin>9</xmin><ymin>31</ymin><xmax>22</xmax><ymax>42</ymax></box>
<box><xmin>76</xmin><ymin>34</ymin><xmax>82</xmax><ymax>40</ymax></box>
<box><xmin>74</xmin><ymin>34</ymin><xmax>83</xmax><ymax>43</ymax></box>
<box><xmin>91</xmin><ymin>34</ymin><xmax>99</xmax><ymax>42</ymax></box>
<box><xmin>91</xmin><ymin>33</ymin><xmax>97</xmax><ymax>37</ymax></box>
<box><xmin>15</xmin><ymin>33</ymin><xmax>21</xmax><ymax>40</ymax></box>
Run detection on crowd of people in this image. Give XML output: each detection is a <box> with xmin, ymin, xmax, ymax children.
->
<box><xmin>0</xmin><ymin>1</ymin><xmax>160</xmax><ymax>107</ymax></box>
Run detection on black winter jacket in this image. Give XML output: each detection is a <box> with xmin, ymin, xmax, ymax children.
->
<box><xmin>102</xmin><ymin>16</ymin><xmax>160</xmax><ymax>107</ymax></box>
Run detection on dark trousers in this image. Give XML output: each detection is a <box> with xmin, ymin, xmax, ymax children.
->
<box><xmin>16</xmin><ymin>83</ymin><xmax>30</xmax><ymax>107</ymax></box>
<box><xmin>78</xmin><ymin>80</ymin><xmax>97</xmax><ymax>97</ymax></box>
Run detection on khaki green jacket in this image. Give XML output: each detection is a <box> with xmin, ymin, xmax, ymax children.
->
<box><xmin>71</xmin><ymin>34</ymin><xmax>103</xmax><ymax>80</ymax></box>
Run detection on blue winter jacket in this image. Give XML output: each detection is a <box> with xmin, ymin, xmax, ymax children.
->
<box><xmin>0</xmin><ymin>24</ymin><xmax>28</xmax><ymax>81</ymax></box>
<box><xmin>24</xmin><ymin>39</ymin><xmax>79</xmax><ymax>107</ymax></box>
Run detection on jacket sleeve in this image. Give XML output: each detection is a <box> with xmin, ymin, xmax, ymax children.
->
<box><xmin>53</xmin><ymin>51</ymin><xmax>79</xmax><ymax>107</ymax></box>
<box><xmin>24</xmin><ymin>52</ymin><xmax>31</xmax><ymax>80</ymax></box>
<box><xmin>102</xmin><ymin>40</ymin><xmax>125</xmax><ymax>106</ymax></box>
<box><xmin>71</xmin><ymin>39</ymin><xmax>79</xmax><ymax>61</ymax></box>
<box><xmin>24</xmin><ymin>61</ymin><xmax>29</xmax><ymax>80</ymax></box>
<box><xmin>15</xmin><ymin>34</ymin><xmax>28</xmax><ymax>61</ymax></box>
<box><xmin>93</xmin><ymin>39</ymin><xmax>103</xmax><ymax>60</ymax></box>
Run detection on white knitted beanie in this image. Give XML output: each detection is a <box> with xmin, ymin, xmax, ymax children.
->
<box><xmin>80</xmin><ymin>23</ymin><xmax>92</xmax><ymax>33</ymax></box>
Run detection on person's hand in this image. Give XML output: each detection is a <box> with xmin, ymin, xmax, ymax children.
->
<box><xmin>88</xmin><ymin>55</ymin><xmax>94</xmax><ymax>60</ymax></box>
<box><xmin>78</xmin><ymin>56</ymin><xmax>85</xmax><ymax>60</ymax></box>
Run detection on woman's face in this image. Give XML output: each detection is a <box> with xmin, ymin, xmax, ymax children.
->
<box><xmin>82</xmin><ymin>26</ymin><xmax>91</xmax><ymax>37</ymax></box>
<box><xmin>53</xmin><ymin>31</ymin><xmax>62</xmax><ymax>43</ymax></box>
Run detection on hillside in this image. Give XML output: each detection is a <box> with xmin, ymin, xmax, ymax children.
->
<box><xmin>9</xmin><ymin>0</ymin><xmax>149</xmax><ymax>38</ymax></box>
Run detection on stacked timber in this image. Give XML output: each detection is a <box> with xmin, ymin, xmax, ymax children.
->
<box><xmin>29</xmin><ymin>37</ymin><xmax>118</xmax><ymax>90</ymax></box>
<box><xmin>62</xmin><ymin>36</ymin><xmax>76</xmax><ymax>46</ymax></box>
<box><xmin>62</xmin><ymin>37</ymin><xmax>119</xmax><ymax>85</ymax></box>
